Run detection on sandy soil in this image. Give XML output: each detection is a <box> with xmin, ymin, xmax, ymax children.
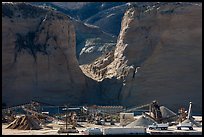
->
<box><xmin>2</xmin><ymin>124</ymin><xmax>60</xmax><ymax>135</ymax></box>
<box><xmin>2</xmin><ymin>122</ymin><xmax>119</xmax><ymax>135</ymax></box>
<box><xmin>2</xmin><ymin>117</ymin><xmax>202</xmax><ymax>135</ymax></box>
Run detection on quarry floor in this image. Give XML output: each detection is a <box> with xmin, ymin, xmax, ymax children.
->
<box><xmin>2</xmin><ymin>116</ymin><xmax>202</xmax><ymax>135</ymax></box>
<box><xmin>2</xmin><ymin>122</ymin><xmax>119</xmax><ymax>135</ymax></box>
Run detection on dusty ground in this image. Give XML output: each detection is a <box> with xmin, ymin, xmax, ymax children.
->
<box><xmin>2</xmin><ymin>122</ymin><xmax>119</xmax><ymax>135</ymax></box>
<box><xmin>147</xmin><ymin>126</ymin><xmax>202</xmax><ymax>135</ymax></box>
<box><xmin>2</xmin><ymin>116</ymin><xmax>202</xmax><ymax>135</ymax></box>
<box><xmin>2</xmin><ymin>124</ymin><xmax>59</xmax><ymax>135</ymax></box>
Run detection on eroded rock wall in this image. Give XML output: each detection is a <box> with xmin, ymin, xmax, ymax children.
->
<box><xmin>81</xmin><ymin>2</ymin><xmax>202</xmax><ymax>113</ymax></box>
<box><xmin>2</xmin><ymin>3</ymin><xmax>90</xmax><ymax>106</ymax></box>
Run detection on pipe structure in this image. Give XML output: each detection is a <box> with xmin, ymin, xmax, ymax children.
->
<box><xmin>187</xmin><ymin>102</ymin><xmax>192</xmax><ymax>120</ymax></box>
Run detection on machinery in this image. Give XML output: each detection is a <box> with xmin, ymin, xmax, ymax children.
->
<box><xmin>176</xmin><ymin>102</ymin><xmax>195</xmax><ymax>130</ymax></box>
<box><xmin>149</xmin><ymin>100</ymin><xmax>162</xmax><ymax>122</ymax></box>
<box><xmin>177</xmin><ymin>107</ymin><xmax>188</xmax><ymax>122</ymax></box>
<box><xmin>148</xmin><ymin>123</ymin><xmax>168</xmax><ymax>130</ymax></box>
<box><xmin>69</xmin><ymin>112</ymin><xmax>77</xmax><ymax>128</ymax></box>
<box><xmin>57</xmin><ymin>107</ymin><xmax>79</xmax><ymax>134</ymax></box>
<box><xmin>57</xmin><ymin>127</ymin><xmax>79</xmax><ymax>134</ymax></box>
<box><xmin>123</xmin><ymin>100</ymin><xmax>178</xmax><ymax>123</ymax></box>
<box><xmin>177</xmin><ymin>122</ymin><xmax>193</xmax><ymax>130</ymax></box>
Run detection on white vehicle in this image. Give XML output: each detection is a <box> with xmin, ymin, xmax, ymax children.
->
<box><xmin>177</xmin><ymin>122</ymin><xmax>193</xmax><ymax>130</ymax></box>
<box><xmin>148</xmin><ymin>123</ymin><xmax>168</xmax><ymax>130</ymax></box>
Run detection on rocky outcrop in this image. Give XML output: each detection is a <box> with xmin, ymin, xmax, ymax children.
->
<box><xmin>80</xmin><ymin>50</ymin><xmax>115</xmax><ymax>81</ymax></box>
<box><xmin>85</xmin><ymin>4</ymin><xmax>128</xmax><ymax>36</ymax></box>
<box><xmin>61</xmin><ymin>2</ymin><xmax>126</xmax><ymax>21</ymax></box>
<box><xmin>3</xmin><ymin>2</ymin><xmax>202</xmax><ymax>114</ymax></box>
<box><xmin>29</xmin><ymin>2</ymin><xmax>123</xmax><ymax>65</ymax></box>
<box><xmin>31</xmin><ymin>2</ymin><xmax>126</xmax><ymax>22</ymax></box>
<box><xmin>81</xmin><ymin>2</ymin><xmax>202</xmax><ymax>113</ymax></box>
<box><xmin>73</xmin><ymin>20</ymin><xmax>116</xmax><ymax>65</ymax></box>
<box><xmin>2</xmin><ymin>2</ymin><xmax>96</xmax><ymax>106</ymax></box>
<box><xmin>51</xmin><ymin>2</ymin><xmax>90</xmax><ymax>10</ymax></box>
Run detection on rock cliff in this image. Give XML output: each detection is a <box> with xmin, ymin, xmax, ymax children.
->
<box><xmin>2</xmin><ymin>2</ymin><xmax>202</xmax><ymax>114</ymax></box>
<box><xmin>84</xmin><ymin>4</ymin><xmax>128</xmax><ymax>36</ymax></box>
<box><xmin>81</xmin><ymin>2</ymin><xmax>202</xmax><ymax>113</ymax></box>
<box><xmin>28</xmin><ymin>2</ymin><xmax>123</xmax><ymax>65</ymax></box>
<box><xmin>2</xmin><ymin>2</ymin><xmax>97</xmax><ymax>106</ymax></box>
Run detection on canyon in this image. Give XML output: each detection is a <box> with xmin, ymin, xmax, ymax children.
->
<box><xmin>2</xmin><ymin>2</ymin><xmax>202</xmax><ymax>114</ymax></box>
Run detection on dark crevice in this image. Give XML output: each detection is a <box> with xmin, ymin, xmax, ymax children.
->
<box><xmin>14</xmin><ymin>32</ymin><xmax>49</xmax><ymax>63</ymax></box>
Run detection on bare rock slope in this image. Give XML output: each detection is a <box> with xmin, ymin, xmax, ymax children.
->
<box><xmin>85</xmin><ymin>4</ymin><xmax>128</xmax><ymax>36</ymax></box>
<box><xmin>29</xmin><ymin>2</ymin><xmax>124</xmax><ymax>65</ymax></box>
<box><xmin>73</xmin><ymin>20</ymin><xmax>116</xmax><ymax>65</ymax></box>
<box><xmin>2</xmin><ymin>3</ymin><xmax>98</xmax><ymax>106</ymax></box>
<box><xmin>81</xmin><ymin>2</ymin><xmax>202</xmax><ymax>113</ymax></box>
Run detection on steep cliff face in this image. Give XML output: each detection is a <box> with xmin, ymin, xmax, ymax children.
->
<box><xmin>28</xmin><ymin>2</ymin><xmax>124</xmax><ymax>65</ymax></box>
<box><xmin>2</xmin><ymin>3</ymin><xmax>94</xmax><ymax>106</ymax></box>
<box><xmin>3</xmin><ymin>2</ymin><xmax>202</xmax><ymax>113</ymax></box>
<box><xmin>81</xmin><ymin>2</ymin><xmax>202</xmax><ymax>113</ymax></box>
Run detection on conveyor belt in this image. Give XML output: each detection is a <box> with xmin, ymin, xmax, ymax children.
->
<box><xmin>22</xmin><ymin>107</ymin><xmax>65</xmax><ymax>123</ymax></box>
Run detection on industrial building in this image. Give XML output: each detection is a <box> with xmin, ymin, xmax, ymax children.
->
<box><xmin>87</xmin><ymin>105</ymin><xmax>124</xmax><ymax>114</ymax></box>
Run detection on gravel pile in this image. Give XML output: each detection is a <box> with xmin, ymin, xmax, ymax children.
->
<box><xmin>126</xmin><ymin>115</ymin><xmax>156</xmax><ymax>127</ymax></box>
<box><xmin>160</xmin><ymin>106</ymin><xmax>176</xmax><ymax>118</ymax></box>
<box><xmin>6</xmin><ymin>115</ymin><xmax>41</xmax><ymax>130</ymax></box>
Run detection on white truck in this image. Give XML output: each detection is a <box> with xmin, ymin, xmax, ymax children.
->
<box><xmin>148</xmin><ymin>123</ymin><xmax>168</xmax><ymax>130</ymax></box>
<box><xmin>176</xmin><ymin>122</ymin><xmax>193</xmax><ymax>130</ymax></box>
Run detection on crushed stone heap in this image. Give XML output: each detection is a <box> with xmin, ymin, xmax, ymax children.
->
<box><xmin>6</xmin><ymin>115</ymin><xmax>41</xmax><ymax>130</ymax></box>
<box><xmin>126</xmin><ymin>115</ymin><xmax>156</xmax><ymax>127</ymax></box>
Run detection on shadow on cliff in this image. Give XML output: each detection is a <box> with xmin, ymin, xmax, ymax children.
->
<box><xmin>82</xmin><ymin>76</ymin><xmax>124</xmax><ymax>106</ymax></box>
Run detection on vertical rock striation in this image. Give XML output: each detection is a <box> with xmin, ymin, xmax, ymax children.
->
<box><xmin>81</xmin><ymin>2</ymin><xmax>202</xmax><ymax>113</ymax></box>
<box><xmin>2</xmin><ymin>2</ymin><xmax>91</xmax><ymax>106</ymax></box>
